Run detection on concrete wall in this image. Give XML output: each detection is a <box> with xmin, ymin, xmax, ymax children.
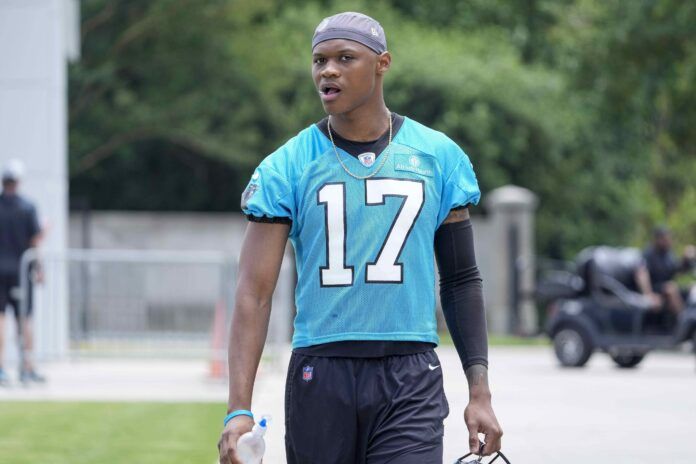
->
<box><xmin>69</xmin><ymin>211</ymin><xmax>249</xmax><ymax>255</ymax></box>
<box><xmin>484</xmin><ymin>186</ymin><xmax>538</xmax><ymax>334</ymax></box>
<box><xmin>0</xmin><ymin>0</ymin><xmax>77</xmax><ymax>362</ymax></box>
<box><xmin>69</xmin><ymin>212</ymin><xmax>294</xmax><ymax>348</ymax></box>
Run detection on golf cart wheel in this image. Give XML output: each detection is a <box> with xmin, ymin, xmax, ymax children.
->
<box><xmin>610</xmin><ymin>353</ymin><xmax>645</xmax><ymax>369</ymax></box>
<box><xmin>553</xmin><ymin>326</ymin><xmax>593</xmax><ymax>367</ymax></box>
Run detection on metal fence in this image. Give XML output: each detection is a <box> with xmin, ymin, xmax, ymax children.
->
<box><xmin>15</xmin><ymin>248</ymin><xmax>294</xmax><ymax>367</ymax></box>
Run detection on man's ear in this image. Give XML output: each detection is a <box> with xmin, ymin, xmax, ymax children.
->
<box><xmin>376</xmin><ymin>51</ymin><xmax>391</xmax><ymax>75</ymax></box>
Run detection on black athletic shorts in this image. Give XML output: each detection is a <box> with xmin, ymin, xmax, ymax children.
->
<box><xmin>0</xmin><ymin>273</ymin><xmax>33</xmax><ymax>319</ymax></box>
<box><xmin>285</xmin><ymin>349</ymin><xmax>449</xmax><ymax>464</ymax></box>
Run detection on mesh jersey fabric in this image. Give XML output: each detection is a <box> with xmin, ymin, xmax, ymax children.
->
<box><xmin>241</xmin><ymin>116</ymin><xmax>481</xmax><ymax>348</ymax></box>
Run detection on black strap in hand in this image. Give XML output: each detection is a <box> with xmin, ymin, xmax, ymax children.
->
<box><xmin>455</xmin><ymin>450</ymin><xmax>511</xmax><ymax>464</ymax></box>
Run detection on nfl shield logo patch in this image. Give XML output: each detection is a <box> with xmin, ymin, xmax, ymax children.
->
<box><xmin>302</xmin><ymin>365</ymin><xmax>314</xmax><ymax>382</ymax></box>
<box><xmin>358</xmin><ymin>152</ymin><xmax>376</xmax><ymax>167</ymax></box>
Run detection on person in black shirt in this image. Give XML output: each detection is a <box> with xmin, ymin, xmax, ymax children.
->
<box><xmin>0</xmin><ymin>159</ymin><xmax>45</xmax><ymax>385</ymax></box>
<box><xmin>636</xmin><ymin>226</ymin><xmax>695</xmax><ymax>315</ymax></box>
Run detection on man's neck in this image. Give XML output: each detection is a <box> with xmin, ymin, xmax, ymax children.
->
<box><xmin>328</xmin><ymin>100</ymin><xmax>391</xmax><ymax>142</ymax></box>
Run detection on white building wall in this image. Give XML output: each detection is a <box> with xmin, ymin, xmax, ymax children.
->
<box><xmin>0</xmin><ymin>0</ymin><xmax>76</xmax><ymax>362</ymax></box>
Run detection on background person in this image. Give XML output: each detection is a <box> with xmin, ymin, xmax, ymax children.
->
<box><xmin>0</xmin><ymin>159</ymin><xmax>45</xmax><ymax>385</ymax></box>
<box><xmin>636</xmin><ymin>226</ymin><xmax>696</xmax><ymax>315</ymax></box>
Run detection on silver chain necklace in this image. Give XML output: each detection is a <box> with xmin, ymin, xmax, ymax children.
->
<box><xmin>327</xmin><ymin>113</ymin><xmax>393</xmax><ymax>180</ymax></box>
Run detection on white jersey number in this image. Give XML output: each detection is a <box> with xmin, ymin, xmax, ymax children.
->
<box><xmin>318</xmin><ymin>183</ymin><xmax>354</xmax><ymax>286</ymax></box>
<box><xmin>318</xmin><ymin>179</ymin><xmax>424</xmax><ymax>287</ymax></box>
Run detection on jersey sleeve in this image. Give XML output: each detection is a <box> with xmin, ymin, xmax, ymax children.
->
<box><xmin>437</xmin><ymin>145</ymin><xmax>481</xmax><ymax>226</ymax></box>
<box><xmin>241</xmin><ymin>156</ymin><xmax>295</xmax><ymax>224</ymax></box>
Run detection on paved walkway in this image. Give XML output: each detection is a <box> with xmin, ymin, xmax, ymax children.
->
<box><xmin>2</xmin><ymin>346</ymin><xmax>695</xmax><ymax>463</ymax></box>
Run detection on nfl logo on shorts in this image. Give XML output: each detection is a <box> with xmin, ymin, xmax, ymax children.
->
<box><xmin>302</xmin><ymin>365</ymin><xmax>314</xmax><ymax>382</ymax></box>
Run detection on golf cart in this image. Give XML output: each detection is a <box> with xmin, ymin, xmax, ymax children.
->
<box><xmin>539</xmin><ymin>246</ymin><xmax>696</xmax><ymax>368</ymax></box>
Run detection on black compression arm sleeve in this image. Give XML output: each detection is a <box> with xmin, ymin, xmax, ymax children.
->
<box><xmin>434</xmin><ymin>218</ymin><xmax>488</xmax><ymax>370</ymax></box>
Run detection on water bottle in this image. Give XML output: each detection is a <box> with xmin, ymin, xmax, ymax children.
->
<box><xmin>236</xmin><ymin>417</ymin><xmax>268</xmax><ymax>464</ymax></box>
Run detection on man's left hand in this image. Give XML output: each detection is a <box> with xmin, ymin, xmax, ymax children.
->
<box><xmin>684</xmin><ymin>245</ymin><xmax>696</xmax><ymax>261</ymax></box>
<box><xmin>33</xmin><ymin>267</ymin><xmax>45</xmax><ymax>285</ymax></box>
<box><xmin>464</xmin><ymin>396</ymin><xmax>503</xmax><ymax>456</ymax></box>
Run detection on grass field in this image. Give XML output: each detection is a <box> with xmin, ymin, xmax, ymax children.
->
<box><xmin>0</xmin><ymin>402</ymin><xmax>224</xmax><ymax>464</ymax></box>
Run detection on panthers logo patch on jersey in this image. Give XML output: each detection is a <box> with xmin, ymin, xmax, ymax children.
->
<box><xmin>240</xmin><ymin>183</ymin><xmax>259</xmax><ymax>210</ymax></box>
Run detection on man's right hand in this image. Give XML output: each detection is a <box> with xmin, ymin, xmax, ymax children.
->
<box><xmin>218</xmin><ymin>415</ymin><xmax>254</xmax><ymax>464</ymax></box>
<box><xmin>222</xmin><ymin>222</ymin><xmax>290</xmax><ymax>463</ymax></box>
<box><xmin>648</xmin><ymin>292</ymin><xmax>663</xmax><ymax>309</ymax></box>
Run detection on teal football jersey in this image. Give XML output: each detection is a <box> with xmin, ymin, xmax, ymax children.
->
<box><xmin>241</xmin><ymin>117</ymin><xmax>481</xmax><ymax>348</ymax></box>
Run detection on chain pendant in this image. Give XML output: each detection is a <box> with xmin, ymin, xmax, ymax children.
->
<box><xmin>327</xmin><ymin>113</ymin><xmax>393</xmax><ymax>180</ymax></box>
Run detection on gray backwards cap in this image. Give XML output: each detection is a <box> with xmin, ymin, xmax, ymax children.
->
<box><xmin>312</xmin><ymin>12</ymin><xmax>387</xmax><ymax>54</ymax></box>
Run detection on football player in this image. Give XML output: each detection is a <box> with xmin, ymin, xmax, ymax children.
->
<box><xmin>218</xmin><ymin>12</ymin><xmax>503</xmax><ymax>464</ymax></box>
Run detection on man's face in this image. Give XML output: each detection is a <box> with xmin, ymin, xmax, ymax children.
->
<box><xmin>655</xmin><ymin>233</ymin><xmax>672</xmax><ymax>251</ymax></box>
<box><xmin>312</xmin><ymin>39</ymin><xmax>387</xmax><ymax>115</ymax></box>
<box><xmin>2</xmin><ymin>179</ymin><xmax>18</xmax><ymax>192</ymax></box>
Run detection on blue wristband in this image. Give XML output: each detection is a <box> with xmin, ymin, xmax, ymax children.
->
<box><xmin>224</xmin><ymin>409</ymin><xmax>254</xmax><ymax>426</ymax></box>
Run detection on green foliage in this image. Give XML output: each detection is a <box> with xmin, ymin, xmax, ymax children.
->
<box><xmin>69</xmin><ymin>0</ymin><xmax>696</xmax><ymax>257</ymax></box>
